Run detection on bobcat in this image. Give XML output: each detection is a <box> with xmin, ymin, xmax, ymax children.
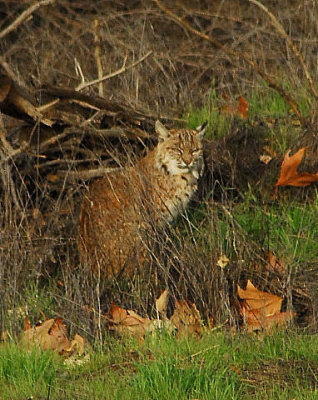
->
<box><xmin>78</xmin><ymin>120</ymin><xmax>207</xmax><ymax>278</ymax></box>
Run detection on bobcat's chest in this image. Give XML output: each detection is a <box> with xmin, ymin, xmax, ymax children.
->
<box><xmin>147</xmin><ymin>169</ymin><xmax>198</xmax><ymax>221</ymax></box>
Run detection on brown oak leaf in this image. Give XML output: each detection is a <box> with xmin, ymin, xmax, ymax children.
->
<box><xmin>23</xmin><ymin>317</ymin><xmax>71</xmax><ymax>353</ymax></box>
<box><xmin>108</xmin><ymin>303</ymin><xmax>152</xmax><ymax>338</ymax></box>
<box><xmin>275</xmin><ymin>147</ymin><xmax>318</xmax><ymax>188</ymax></box>
<box><xmin>170</xmin><ymin>299</ymin><xmax>202</xmax><ymax>337</ymax></box>
<box><xmin>237</xmin><ymin>280</ymin><xmax>295</xmax><ymax>332</ymax></box>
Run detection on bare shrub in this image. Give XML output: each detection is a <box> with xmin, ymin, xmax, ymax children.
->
<box><xmin>0</xmin><ymin>1</ymin><xmax>317</xmax><ymax>339</ymax></box>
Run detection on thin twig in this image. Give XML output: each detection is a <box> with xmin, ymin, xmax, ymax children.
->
<box><xmin>76</xmin><ymin>51</ymin><xmax>153</xmax><ymax>91</ymax></box>
<box><xmin>36</xmin><ymin>99</ymin><xmax>60</xmax><ymax>113</ymax></box>
<box><xmin>38</xmin><ymin>127</ymin><xmax>77</xmax><ymax>151</ymax></box>
<box><xmin>93</xmin><ymin>19</ymin><xmax>104</xmax><ymax>97</ymax></box>
<box><xmin>0</xmin><ymin>56</ymin><xmax>28</xmax><ymax>90</ymax></box>
<box><xmin>0</xmin><ymin>141</ymin><xmax>29</xmax><ymax>165</ymax></box>
<box><xmin>0</xmin><ymin>0</ymin><xmax>55</xmax><ymax>41</ymax></box>
<box><xmin>247</xmin><ymin>0</ymin><xmax>318</xmax><ymax>101</ymax></box>
<box><xmin>154</xmin><ymin>0</ymin><xmax>305</xmax><ymax>125</ymax></box>
<box><xmin>0</xmin><ymin>127</ymin><xmax>14</xmax><ymax>155</ymax></box>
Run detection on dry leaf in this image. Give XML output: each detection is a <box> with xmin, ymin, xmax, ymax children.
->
<box><xmin>237</xmin><ymin>96</ymin><xmax>248</xmax><ymax>119</ymax></box>
<box><xmin>156</xmin><ymin>289</ymin><xmax>169</xmax><ymax>316</ymax></box>
<box><xmin>237</xmin><ymin>280</ymin><xmax>295</xmax><ymax>332</ymax></box>
<box><xmin>266</xmin><ymin>252</ymin><xmax>286</xmax><ymax>275</ymax></box>
<box><xmin>275</xmin><ymin>147</ymin><xmax>318</xmax><ymax>188</ymax></box>
<box><xmin>217</xmin><ymin>254</ymin><xmax>229</xmax><ymax>269</ymax></box>
<box><xmin>220</xmin><ymin>95</ymin><xmax>248</xmax><ymax>119</ymax></box>
<box><xmin>108</xmin><ymin>303</ymin><xmax>152</xmax><ymax>338</ymax></box>
<box><xmin>23</xmin><ymin>318</ymin><xmax>71</xmax><ymax>353</ymax></box>
<box><xmin>170</xmin><ymin>299</ymin><xmax>202</xmax><ymax>337</ymax></box>
<box><xmin>65</xmin><ymin>334</ymin><xmax>85</xmax><ymax>355</ymax></box>
<box><xmin>259</xmin><ymin>154</ymin><xmax>272</xmax><ymax>165</ymax></box>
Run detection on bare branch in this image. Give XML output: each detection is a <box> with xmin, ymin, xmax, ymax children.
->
<box><xmin>0</xmin><ymin>127</ymin><xmax>14</xmax><ymax>155</ymax></box>
<box><xmin>76</xmin><ymin>51</ymin><xmax>153</xmax><ymax>91</ymax></box>
<box><xmin>0</xmin><ymin>0</ymin><xmax>55</xmax><ymax>41</ymax></box>
<box><xmin>247</xmin><ymin>0</ymin><xmax>318</xmax><ymax>101</ymax></box>
<box><xmin>59</xmin><ymin>167</ymin><xmax>120</xmax><ymax>182</ymax></box>
<box><xmin>154</xmin><ymin>0</ymin><xmax>305</xmax><ymax>125</ymax></box>
<box><xmin>0</xmin><ymin>141</ymin><xmax>29</xmax><ymax>165</ymax></box>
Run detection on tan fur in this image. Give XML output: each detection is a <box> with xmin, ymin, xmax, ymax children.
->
<box><xmin>78</xmin><ymin>121</ymin><xmax>206</xmax><ymax>278</ymax></box>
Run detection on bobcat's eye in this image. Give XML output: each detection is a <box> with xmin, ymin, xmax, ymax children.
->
<box><xmin>191</xmin><ymin>149</ymin><xmax>199</xmax><ymax>155</ymax></box>
<box><xmin>172</xmin><ymin>147</ymin><xmax>182</xmax><ymax>155</ymax></box>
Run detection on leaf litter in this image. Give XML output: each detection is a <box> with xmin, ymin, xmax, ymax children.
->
<box><xmin>237</xmin><ymin>280</ymin><xmax>295</xmax><ymax>332</ymax></box>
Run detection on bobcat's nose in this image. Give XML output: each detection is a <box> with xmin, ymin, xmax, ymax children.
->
<box><xmin>182</xmin><ymin>157</ymin><xmax>192</xmax><ymax>166</ymax></box>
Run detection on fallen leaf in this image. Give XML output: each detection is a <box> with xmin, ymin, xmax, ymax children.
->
<box><xmin>241</xmin><ymin>306</ymin><xmax>295</xmax><ymax>333</ymax></box>
<box><xmin>259</xmin><ymin>154</ymin><xmax>272</xmax><ymax>165</ymax></box>
<box><xmin>275</xmin><ymin>147</ymin><xmax>318</xmax><ymax>188</ymax></box>
<box><xmin>108</xmin><ymin>303</ymin><xmax>152</xmax><ymax>338</ymax></box>
<box><xmin>266</xmin><ymin>252</ymin><xmax>286</xmax><ymax>275</ymax></box>
<box><xmin>237</xmin><ymin>280</ymin><xmax>295</xmax><ymax>332</ymax></box>
<box><xmin>23</xmin><ymin>318</ymin><xmax>71</xmax><ymax>353</ymax></box>
<box><xmin>156</xmin><ymin>289</ymin><xmax>169</xmax><ymax>316</ymax></box>
<box><xmin>220</xmin><ymin>95</ymin><xmax>248</xmax><ymax>119</ymax></box>
<box><xmin>65</xmin><ymin>334</ymin><xmax>85</xmax><ymax>355</ymax></box>
<box><xmin>238</xmin><ymin>280</ymin><xmax>282</xmax><ymax>316</ymax></box>
<box><xmin>170</xmin><ymin>299</ymin><xmax>202</xmax><ymax>337</ymax></box>
<box><xmin>217</xmin><ymin>254</ymin><xmax>229</xmax><ymax>269</ymax></box>
<box><xmin>237</xmin><ymin>96</ymin><xmax>248</xmax><ymax>119</ymax></box>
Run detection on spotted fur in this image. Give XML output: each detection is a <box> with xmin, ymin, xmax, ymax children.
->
<box><xmin>78</xmin><ymin>120</ymin><xmax>207</xmax><ymax>278</ymax></box>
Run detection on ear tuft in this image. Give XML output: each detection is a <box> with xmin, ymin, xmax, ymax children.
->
<box><xmin>155</xmin><ymin>120</ymin><xmax>170</xmax><ymax>140</ymax></box>
<box><xmin>195</xmin><ymin>121</ymin><xmax>208</xmax><ymax>138</ymax></box>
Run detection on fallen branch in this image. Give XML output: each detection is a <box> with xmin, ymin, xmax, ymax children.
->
<box><xmin>59</xmin><ymin>167</ymin><xmax>120</xmax><ymax>182</ymax></box>
<box><xmin>76</xmin><ymin>51</ymin><xmax>153</xmax><ymax>91</ymax></box>
<box><xmin>154</xmin><ymin>0</ymin><xmax>305</xmax><ymax>126</ymax></box>
<box><xmin>0</xmin><ymin>0</ymin><xmax>55</xmax><ymax>41</ymax></box>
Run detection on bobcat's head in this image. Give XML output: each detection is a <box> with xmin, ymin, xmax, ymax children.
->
<box><xmin>155</xmin><ymin>120</ymin><xmax>207</xmax><ymax>179</ymax></box>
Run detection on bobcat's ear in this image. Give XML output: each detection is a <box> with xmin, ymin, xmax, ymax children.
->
<box><xmin>155</xmin><ymin>120</ymin><xmax>170</xmax><ymax>141</ymax></box>
<box><xmin>195</xmin><ymin>121</ymin><xmax>208</xmax><ymax>138</ymax></box>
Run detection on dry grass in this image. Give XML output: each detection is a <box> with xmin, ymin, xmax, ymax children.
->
<box><xmin>0</xmin><ymin>0</ymin><xmax>317</xmax><ymax>340</ymax></box>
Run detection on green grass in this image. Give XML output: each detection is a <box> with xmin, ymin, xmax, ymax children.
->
<box><xmin>234</xmin><ymin>191</ymin><xmax>318</xmax><ymax>264</ymax></box>
<box><xmin>185</xmin><ymin>87</ymin><xmax>234</xmax><ymax>139</ymax></box>
<box><xmin>1</xmin><ymin>79</ymin><xmax>318</xmax><ymax>399</ymax></box>
<box><xmin>182</xmin><ymin>188</ymin><xmax>318</xmax><ymax>272</ymax></box>
<box><xmin>1</xmin><ymin>331</ymin><xmax>318</xmax><ymax>399</ymax></box>
<box><xmin>185</xmin><ymin>79</ymin><xmax>312</xmax><ymax>141</ymax></box>
<box><xmin>0</xmin><ymin>342</ymin><xmax>62</xmax><ymax>399</ymax></box>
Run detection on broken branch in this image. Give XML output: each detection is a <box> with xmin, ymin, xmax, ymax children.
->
<box><xmin>76</xmin><ymin>51</ymin><xmax>153</xmax><ymax>91</ymax></box>
<box><xmin>0</xmin><ymin>0</ymin><xmax>55</xmax><ymax>41</ymax></box>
